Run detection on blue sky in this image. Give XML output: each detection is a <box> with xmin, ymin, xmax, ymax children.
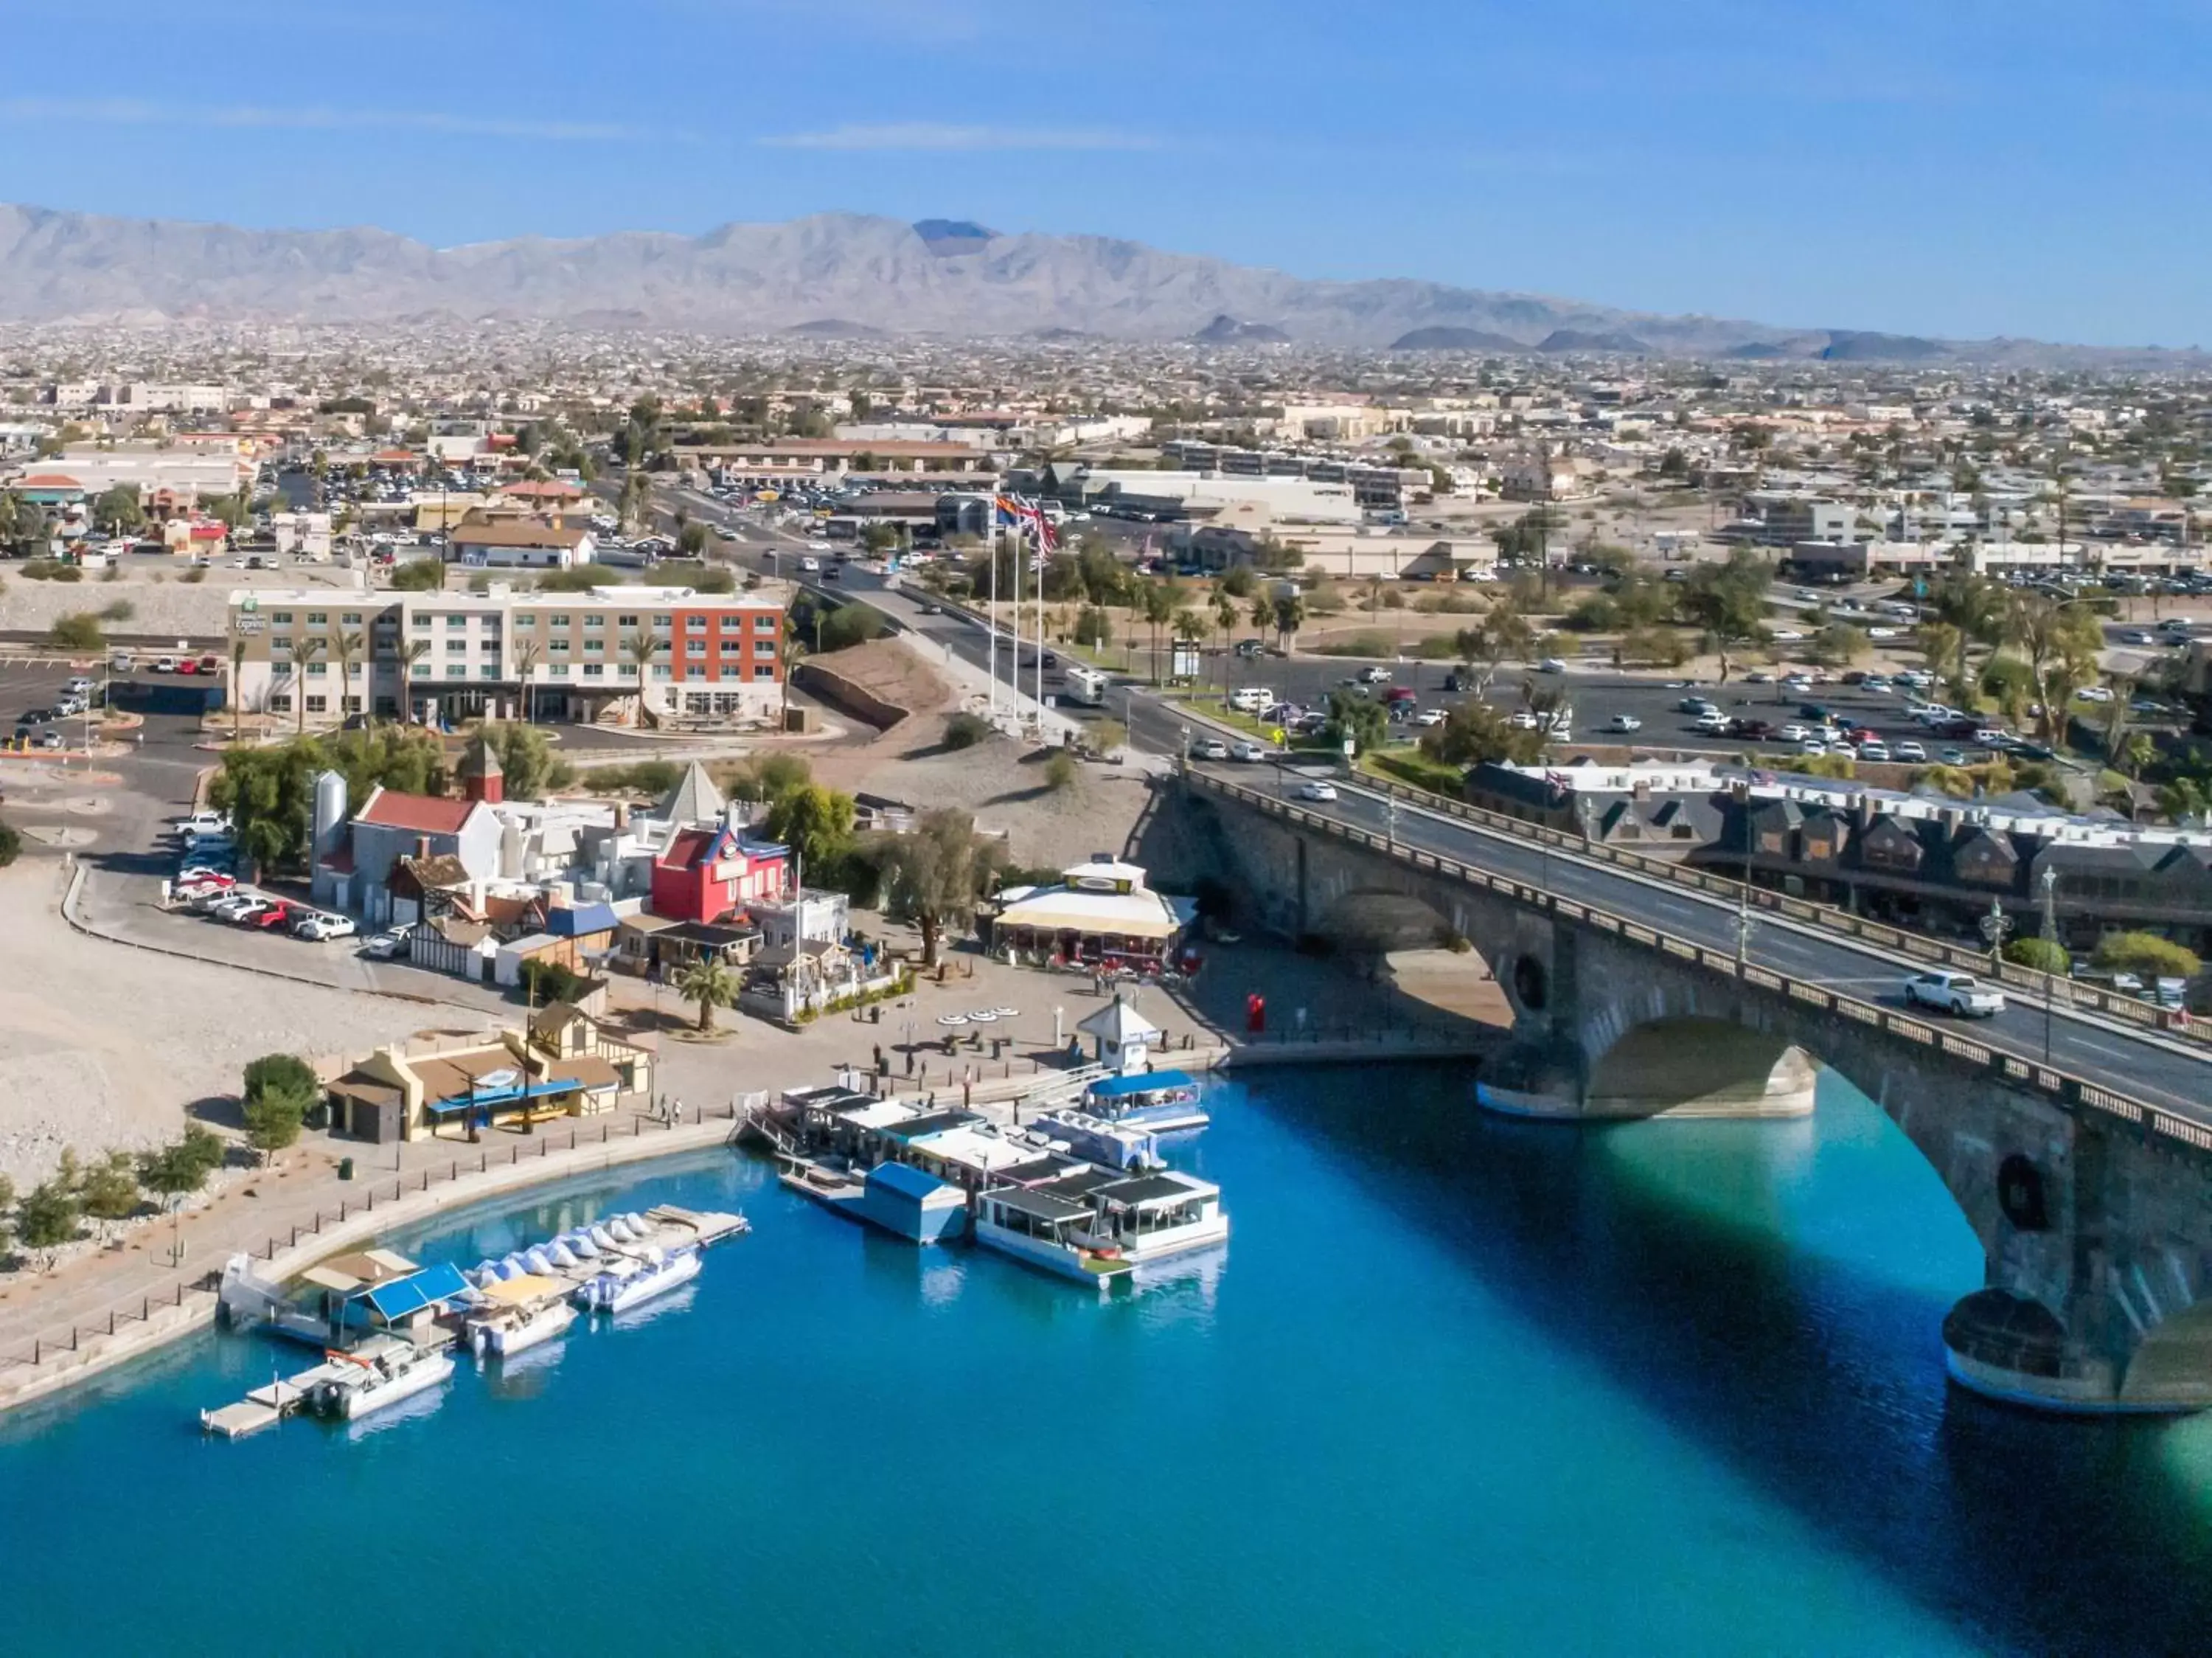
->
<box><xmin>0</xmin><ymin>0</ymin><xmax>2204</xmax><ymax>347</ymax></box>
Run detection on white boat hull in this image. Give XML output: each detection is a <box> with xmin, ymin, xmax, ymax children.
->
<box><xmin>1118</xmin><ymin>1212</ymin><xmax>1231</xmax><ymax>1265</ymax></box>
<box><xmin>341</xmin><ymin>1352</ymin><xmax>454</xmax><ymax>1420</ymax></box>
<box><xmin>580</xmin><ymin>1248</ymin><xmax>702</xmax><ymax>1314</ymax></box>
<box><xmin>973</xmin><ymin>1218</ymin><xmax>1133</xmax><ymax>1288</ymax></box>
<box><xmin>477</xmin><ymin>1300</ymin><xmax>577</xmax><ymax>1359</ymax></box>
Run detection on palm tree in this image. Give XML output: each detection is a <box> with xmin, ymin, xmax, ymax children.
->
<box><xmin>327</xmin><ymin>630</ymin><xmax>364</xmax><ymax>726</ymax></box>
<box><xmin>1248</xmin><ymin>593</ymin><xmax>1273</xmax><ymax>652</ymax></box>
<box><xmin>511</xmin><ymin>639</ymin><xmax>541</xmax><ymax>725</ymax></box>
<box><xmin>779</xmin><ymin>629</ymin><xmax>806</xmax><ymax>724</ymax></box>
<box><xmin>1172</xmin><ymin>606</ymin><xmax>1208</xmax><ymax>685</ymax></box>
<box><xmin>623</xmin><ymin>630</ymin><xmax>658</xmax><ymax>726</ymax></box>
<box><xmin>1140</xmin><ymin>582</ymin><xmax>1175</xmax><ymax>683</ymax></box>
<box><xmin>674</xmin><ymin>956</ymin><xmax>738</xmax><ymax>1034</ymax></box>
<box><xmin>229</xmin><ymin>638</ymin><xmax>246</xmax><ymax>744</ymax></box>
<box><xmin>398</xmin><ymin>637</ymin><xmax>432</xmax><ymax>726</ymax></box>
<box><xmin>289</xmin><ymin>637</ymin><xmax>326</xmax><ymax>736</ymax></box>
<box><xmin>1272</xmin><ymin>593</ymin><xmax>1305</xmax><ymax>653</ymax></box>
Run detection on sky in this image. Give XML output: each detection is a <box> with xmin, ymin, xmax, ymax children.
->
<box><xmin>0</xmin><ymin>0</ymin><xmax>2205</xmax><ymax>347</ymax></box>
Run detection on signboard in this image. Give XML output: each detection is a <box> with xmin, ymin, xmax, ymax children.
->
<box><xmin>234</xmin><ymin>618</ymin><xmax>265</xmax><ymax>635</ymax></box>
<box><xmin>1170</xmin><ymin>637</ymin><xmax>1201</xmax><ymax>680</ymax></box>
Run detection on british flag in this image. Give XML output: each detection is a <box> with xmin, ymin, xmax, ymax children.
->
<box><xmin>993</xmin><ymin>493</ymin><xmax>1059</xmax><ymax>552</ymax></box>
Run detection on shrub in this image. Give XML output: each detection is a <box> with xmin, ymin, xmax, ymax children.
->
<box><xmin>0</xmin><ymin>819</ymin><xmax>18</xmax><ymax>868</ymax></box>
<box><xmin>943</xmin><ymin>712</ymin><xmax>991</xmax><ymax>749</ymax></box>
<box><xmin>1043</xmin><ymin>750</ymin><xmax>1077</xmax><ymax>791</ymax></box>
<box><xmin>99</xmin><ymin>598</ymin><xmax>133</xmax><ymax>621</ymax></box>
<box><xmin>388</xmin><ymin>558</ymin><xmax>444</xmax><ymax>592</ymax></box>
<box><xmin>1312</xmin><ymin>632</ymin><xmax>1391</xmax><ymax>658</ymax></box>
<box><xmin>2092</xmin><ymin>932</ymin><xmax>2201</xmax><ymax>980</ymax></box>
<box><xmin>23</xmin><ymin>558</ymin><xmax>80</xmax><ymax>583</ymax></box>
<box><xmin>520</xmin><ymin>958</ymin><xmax>589</xmax><ymax>1005</ymax></box>
<box><xmin>179</xmin><ymin>566</ymin><xmax>206</xmax><ymax>583</ymax></box>
<box><xmin>585</xmin><ymin>757</ymin><xmax>683</xmax><ymax>796</ymax></box>
<box><xmin>49</xmin><ymin>612</ymin><xmax>103</xmax><ymax>651</ymax></box>
<box><xmin>2003</xmin><ymin>937</ymin><xmax>2070</xmax><ymax>976</ymax></box>
<box><xmin>533</xmin><ymin>564</ymin><xmax>602</xmax><ymax>592</ymax></box>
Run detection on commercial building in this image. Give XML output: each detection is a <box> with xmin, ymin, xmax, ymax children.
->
<box><xmin>227</xmin><ymin>583</ymin><xmax>787</xmax><ymax>729</ymax></box>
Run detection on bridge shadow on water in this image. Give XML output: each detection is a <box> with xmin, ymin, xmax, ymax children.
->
<box><xmin>1246</xmin><ymin>1064</ymin><xmax>2212</xmax><ymax>1658</ymax></box>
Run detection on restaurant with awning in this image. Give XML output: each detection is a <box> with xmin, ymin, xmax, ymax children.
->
<box><xmin>986</xmin><ymin>853</ymin><xmax>1193</xmax><ymax>971</ymax></box>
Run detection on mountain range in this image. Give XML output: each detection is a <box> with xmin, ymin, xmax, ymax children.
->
<box><xmin>0</xmin><ymin>204</ymin><xmax>2185</xmax><ymax>365</ymax></box>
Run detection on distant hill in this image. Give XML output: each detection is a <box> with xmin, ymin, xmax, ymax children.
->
<box><xmin>0</xmin><ymin>201</ymin><xmax>2184</xmax><ymax>364</ymax></box>
<box><xmin>1389</xmin><ymin>325</ymin><xmax>1527</xmax><ymax>352</ymax></box>
<box><xmin>1192</xmin><ymin>314</ymin><xmax>1291</xmax><ymax>344</ymax></box>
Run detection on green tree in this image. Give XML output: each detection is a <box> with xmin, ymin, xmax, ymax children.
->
<box><xmin>1323</xmin><ymin>687</ymin><xmax>1388</xmax><ymax>755</ymax></box>
<box><xmin>241</xmin><ymin>1053</ymin><xmax>319</xmax><ymax>1163</ymax></box>
<box><xmin>764</xmin><ymin>782</ymin><xmax>857</xmax><ymax>876</ymax></box>
<box><xmin>943</xmin><ymin>711</ymin><xmax>991</xmax><ymax>750</ymax></box>
<box><xmin>288</xmin><ymin>635</ymin><xmax>326</xmax><ymax>735</ymax></box>
<box><xmin>137</xmin><ymin>1125</ymin><xmax>226</xmax><ymax>1210</ymax></box>
<box><xmin>388</xmin><ymin>558</ymin><xmax>444</xmax><ymax>592</ymax></box>
<box><xmin>2003</xmin><ymin>937</ymin><xmax>2070</xmax><ymax>975</ymax></box>
<box><xmin>48</xmin><ymin>612</ymin><xmax>103</xmax><ymax>651</ymax></box>
<box><xmin>91</xmin><ymin>484</ymin><xmax>144</xmax><ymax>535</ymax></box>
<box><xmin>874</xmin><ymin>808</ymin><xmax>1004</xmax><ymax>968</ymax></box>
<box><xmin>677</xmin><ymin>521</ymin><xmax>709</xmax><ymax>558</ymax></box>
<box><xmin>1421</xmin><ymin>701</ymin><xmax>1546</xmax><ymax>769</ymax></box>
<box><xmin>15</xmin><ymin>1177</ymin><xmax>79</xmax><ymax>1262</ymax></box>
<box><xmin>1271</xmin><ymin>593</ymin><xmax>1305</xmax><ymax>651</ymax></box>
<box><xmin>1678</xmin><ymin>549</ymin><xmax>1771</xmax><ymax>681</ymax></box>
<box><xmin>78</xmin><ymin>1151</ymin><xmax>142</xmax><ymax>1224</ymax></box>
<box><xmin>2092</xmin><ymin>932</ymin><xmax>2201</xmax><ymax>979</ymax></box>
<box><xmin>0</xmin><ymin>820</ymin><xmax>18</xmax><ymax>869</ymax></box>
<box><xmin>1043</xmin><ymin>749</ymin><xmax>1078</xmax><ymax>791</ymax></box>
<box><xmin>481</xmin><ymin>722</ymin><xmax>571</xmax><ymax>799</ymax></box>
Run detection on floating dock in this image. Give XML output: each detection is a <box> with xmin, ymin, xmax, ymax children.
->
<box><xmin>201</xmin><ymin>1335</ymin><xmax>429</xmax><ymax>1440</ymax></box>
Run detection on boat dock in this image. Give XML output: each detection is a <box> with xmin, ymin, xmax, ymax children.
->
<box><xmin>200</xmin><ymin>1334</ymin><xmax>425</xmax><ymax>1440</ymax></box>
<box><xmin>199</xmin><ymin>1204</ymin><xmax>749</xmax><ymax>1437</ymax></box>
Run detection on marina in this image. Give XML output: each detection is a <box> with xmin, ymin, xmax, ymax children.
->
<box><xmin>198</xmin><ymin>1204</ymin><xmax>747</xmax><ymax>1437</ymax></box>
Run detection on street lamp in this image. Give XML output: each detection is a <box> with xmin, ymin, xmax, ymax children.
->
<box><xmin>1735</xmin><ymin>786</ymin><xmax>1755</xmax><ymax>964</ymax></box>
<box><xmin>1979</xmin><ymin>895</ymin><xmax>2013</xmax><ymax>973</ymax></box>
<box><xmin>2040</xmin><ymin>866</ymin><xmax>2059</xmax><ymax>1063</ymax></box>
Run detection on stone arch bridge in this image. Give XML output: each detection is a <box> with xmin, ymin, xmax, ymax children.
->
<box><xmin>1183</xmin><ymin>769</ymin><xmax>2212</xmax><ymax>1415</ymax></box>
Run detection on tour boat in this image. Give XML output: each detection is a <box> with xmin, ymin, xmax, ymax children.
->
<box><xmin>306</xmin><ymin>1339</ymin><xmax>455</xmax><ymax>1422</ymax></box>
<box><xmin>1081</xmin><ymin>1070</ymin><xmax>1208</xmax><ymax>1133</ymax></box>
<box><xmin>464</xmin><ymin>1273</ymin><xmax>579</xmax><ymax>1360</ymax></box>
<box><xmin>974</xmin><ymin>1167</ymin><xmax>1229</xmax><ymax>1288</ymax></box>
<box><xmin>1029</xmin><ymin>1109</ymin><xmax>1164</xmax><ymax>1172</ymax></box>
<box><xmin>574</xmin><ymin>1246</ymin><xmax>702</xmax><ymax>1314</ymax></box>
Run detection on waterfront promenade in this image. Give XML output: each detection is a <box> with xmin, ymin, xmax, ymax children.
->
<box><xmin>0</xmin><ymin>912</ymin><xmax>1492</xmax><ymax>1416</ymax></box>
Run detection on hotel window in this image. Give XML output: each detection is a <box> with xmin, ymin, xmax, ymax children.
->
<box><xmin>549</xmin><ymin>664</ymin><xmax>570</xmax><ymax>677</ymax></box>
<box><xmin>583</xmin><ymin>638</ymin><xmax>603</xmax><ymax>654</ymax></box>
<box><xmin>515</xmin><ymin>613</ymin><xmax>536</xmax><ymax>627</ymax></box>
<box><xmin>582</xmin><ymin>665</ymin><xmax>604</xmax><ymax>678</ymax></box>
<box><xmin>686</xmin><ymin>640</ymin><xmax>706</xmax><ymax>656</ymax></box>
<box><xmin>411</xmin><ymin>613</ymin><xmax>431</xmax><ymax>629</ymax></box>
<box><xmin>271</xmin><ymin>637</ymin><xmax>291</xmax><ymax>654</ymax></box>
<box><xmin>619</xmin><ymin>614</ymin><xmax>639</xmax><ymax>628</ymax></box>
<box><xmin>686</xmin><ymin>616</ymin><xmax>707</xmax><ymax>631</ymax></box>
<box><xmin>652</xmin><ymin>613</ymin><xmax>672</xmax><ymax>628</ymax></box>
<box><xmin>754</xmin><ymin>665</ymin><xmax>774</xmax><ymax>679</ymax></box>
<box><xmin>582</xmin><ymin>614</ymin><xmax>604</xmax><ymax>630</ymax></box>
<box><xmin>479</xmin><ymin>665</ymin><xmax>499</xmax><ymax>680</ymax></box>
<box><xmin>341</xmin><ymin>611</ymin><xmax>363</xmax><ymax>625</ymax></box>
<box><xmin>685</xmin><ymin>667</ymin><xmax>706</xmax><ymax>681</ymax></box>
<box><xmin>409</xmin><ymin>665</ymin><xmax>430</xmax><ymax>679</ymax></box>
<box><xmin>269</xmin><ymin>693</ymin><xmax>291</xmax><ymax>712</ymax></box>
<box><xmin>550</xmin><ymin>613</ymin><xmax>571</xmax><ymax>628</ymax></box>
<box><xmin>305</xmin><ymin>662</ymin><xmax>327</xmax><ymax>676</ymax></box>
<box><xmin>653</xmin><ymin>665</ymin><xmax>673</xmax><ymax>679</ymax></box>
<box><xmin>305</xmin><ymin>696</ymin><xmax>327</xmax><ymax>713</ymax></box>
<box><xmin>270</xmin><ymin>611</ymin><xmax>293</xmax><ymax>624</ymax></box>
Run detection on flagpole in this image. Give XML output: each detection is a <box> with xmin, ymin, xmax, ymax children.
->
<box><xmin>987</xmin><ymin>515</ymin><xmax>999</xmax><ymax>724</ymax></box>
<box><xmin>1012</xmin><ymin>506</ymin><xmax>1023</xmax><ymax>732</ymax></box>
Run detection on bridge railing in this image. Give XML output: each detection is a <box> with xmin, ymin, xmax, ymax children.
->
<box><xmin>1316</xmin><ymin>766</ymin><xmax>2211</xmax><ymax>1050</ymax></box>
<box><xmin>1187</xmin><ymin>769</ymin><xmax>2206</xmax><ymax>1158</ymax></box>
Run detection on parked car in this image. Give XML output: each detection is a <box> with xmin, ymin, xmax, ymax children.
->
<box><xmin>361</xmin><ymin>928</ymin><xmax>411</xmax><ymax>960</ymax></box>
<box><xmin>176</xmin><ymin>658</ymin><xmax>200</xmax><ymax>676</ymax></box>
<box><xmin>1414</xmin><ymin>707</ymin><xmax>1447</xmax><ymax>726</ymax></box>
<box><xmin>293</xmin><ymin>913</ymin><xmax>357</xmax><ymax>941</ymax></box>
<box><xmin>1778</xmin><ymin>723</ymin><xmax>1812</xmax><ymax>743</ymax></box>
<box><xmin>1189</xmin><ymin>738</ymin><xmax>1230</xmax><ymax>761</ymax></box>
<box><xmin>1905</xmin><ymin>970</ymin><xmax>2006</xmax><ymax>1017</ymax></box>
<box><xmin>1730</xmin><ymin>718</ymin><xmax>1773</xmax><ymax>740</ymax></box>
<box><xmin>1228</xmin><ymin>740</ymin><xmax>1269</xmax><ymax>763</ymax></box>
<box><xmin>1537</xmin><ymin>657</ymin><xmax>1568</xmax><ymax>674</ymax></box>
<box><xmin>63</xmin><ymin>676</ymin><xmax>92</xmax><ymax>697</ymax></box>
<box><xmin>108</xmin><ymin>653</ymin><xmax>133</xmax><ymax>673</ymax></box>
<box><xmin>1604</xmin><ymin>714</ymin><xmax>1643</xmax><ymax>733</ymax></box>
<box><xmin>1694</xmin><ymin>711</ymin><xmax>1731</xmax><ymax>735</ymax></box>
<box><xmin>1294</xmin><ymin>780</ymin><xmax>1339</xmax><ymax>802</ymax></box>
<box><xmin>1857</xmin><ymin>741</ymin><xmax>1891</xmax><ymax>762</ymax></box>
<box><xmin>32</xmin><ymin>730</ymin><xmax>63</xmax><ymax>750</ymax></box>
<box><xmin>1894</xmin><ymin>740</ymin><xmax>1928</xmax><ymax>763</ymax></box>
<box><xmin>177</xmin><ymin>811</ymin><xmax>231</xmax><ymax>838</ymax></box>
<box><xmin>209</xmin><ymin>892</ymin><xmax>263</xmax><ymax>921</ymax></box>
<box><xmin>152</xmin><ymin>656</ymin><xmax>177</xmax><ymax>673</ymax></box>
<box><xmin>251</xmin><ymin>904</ymin><xmax>296</xmax><ymax>930</ymax></box>
<box><xmin>1359</xmin><ymin>665</ymin><xmax>1391</xmax><ymax>684</ymax></box>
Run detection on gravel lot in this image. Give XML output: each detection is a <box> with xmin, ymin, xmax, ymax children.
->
<box><xmin>0</xmin><ymin>862</ymin><xmax>501</xmax><ymax>1188</ymax></box>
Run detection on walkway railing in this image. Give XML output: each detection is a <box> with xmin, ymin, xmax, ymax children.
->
<box><xmin>1187</xmin><ymin>770</ymin><xmax>2212</xmax><ymax>1159</ymax></box>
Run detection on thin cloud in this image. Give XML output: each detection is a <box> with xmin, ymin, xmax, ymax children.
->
<box><xmin>0</xmin><ymin>97</ymin><xmax>668</xmax><ymax>142</ymax></box>
<box><xmin>761</xmin><ymin>122</ymin><xmax>1158</xmax><ymax>153</ymax></box>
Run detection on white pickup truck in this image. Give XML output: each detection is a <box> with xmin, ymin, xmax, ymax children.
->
<box><xmin>1904</xmin><ymin>970</ymin><xmax>2006</xmax><ymax>1018</ymax></box>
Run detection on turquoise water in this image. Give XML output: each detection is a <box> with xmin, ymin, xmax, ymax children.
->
<box><xmin>5</xmin><ymin>1068</ymin><xmax>2212</xmax><ymax>1655</ymax></box>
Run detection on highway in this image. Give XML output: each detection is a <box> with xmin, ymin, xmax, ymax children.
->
<box><xmin>657</xmin><ymin>481</ymin><xmax>2212</xmax><ymax>1120</ymax></box>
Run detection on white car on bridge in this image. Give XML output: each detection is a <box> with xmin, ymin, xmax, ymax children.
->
<box><xmin>1294</xmin><ymin>780</ymin><xmax>1338</xmax><ymax>802</ymax></box>
<box><xmin>1904</xmin><ymin>970</ymin><xmax>2006</xmax><ymax>1018</ymax></box>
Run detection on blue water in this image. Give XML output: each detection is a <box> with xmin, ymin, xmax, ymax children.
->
<box><xmin>4</xmin><ymin>1067</ymin><xmax>2212</xmax><ymax>1656</ymax></box>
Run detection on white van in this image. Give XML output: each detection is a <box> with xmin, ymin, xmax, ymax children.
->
<box><xmin>1228</xmin><ymin>687</ymin><xmax>1276</xmax><ymax>714</ymax></box>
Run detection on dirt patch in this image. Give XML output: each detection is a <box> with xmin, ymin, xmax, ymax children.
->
<box><xmin>809</xmin><ymin>638</ymin><xmax>953</xmax><ymax>725</ymax></box>
<box><xmin>854</xmin><ymin>732</ymin><xmax>1153</xmax><ymax>870</ymax></box>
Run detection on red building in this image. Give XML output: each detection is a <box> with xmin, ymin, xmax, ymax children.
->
<box><xmin>666</xmin><ymin>600</ymin><xmax>783</xmax><ymax>722</ymax></box>
<box><xmin>650</xmin><ymin>822</ymin><xmax>790</xmax><ymax>926</ymax></box>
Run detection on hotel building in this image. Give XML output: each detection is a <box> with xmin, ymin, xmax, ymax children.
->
<box><xmin>226</xmin><ymin>583</ymin><xmax>787</xmax><ymax>728</ymax></box>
